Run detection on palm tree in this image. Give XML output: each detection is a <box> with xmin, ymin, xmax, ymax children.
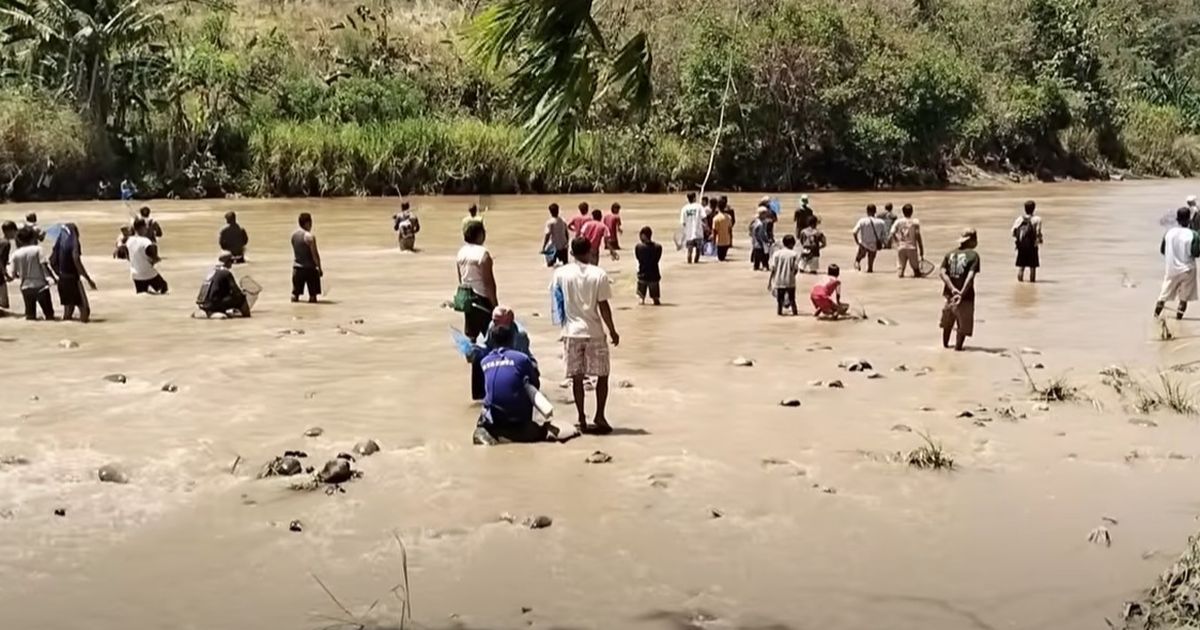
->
<box><xmin>470</xmin><ymin>0</ymin><xmax>652</xmax><ymax>162</ymax></box>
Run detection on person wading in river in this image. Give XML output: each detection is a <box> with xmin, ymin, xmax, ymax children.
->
<box><xmin>1013</xmin><ymin>200</ymin><xmax>1044</xmax><ymax>282</ymax></box>
<box><xmin>290</xmin><ymin>212</ymin><xmax>322</xmax><ymax>303</ymax></box>
<box><xmin>852</xmin><ymin>204</ymin><xmax>887</xmax><ymax>273</ymax></box>
<box><xmin>889</xmin><ymin>204</ymin><xmax>925</xmax><ymax>278</ymax></box>
<box><xmin>940</xmin><ymin>229</ymin><xmax>982</xmax><ymax>351</ymax></box>
<box><xmin>1154</xmin><ymin>206</ymin><xmax>1200</xmax><ymax>320</ymax></box>
<box><xmin>551</xmin><ymin>237</ymin><xmax>621</xmax><ymax>434</ymax></box>
<box><xmin>197</xmin><ymin>252</ymin><xmax>251</xmax><ymax>318</ymax></box>
<box><xmin>219</xmin><ymin>211</ymin><xmax>249</xmax><ymax>263</ymax></box>
<box><xmin>128</xmin><ymin>218</ymin><xmax>168</xmax><ymax>294</ymax></box>
<box><xmin>393</xmin><ymin>202</ymin><xmax>420</xmax><ymax>252</ymax></box>
<box><xmin>457</xmin><ymin>221</ymin><xmax>499</xmax><ymax>400</ymax></box>
<box><xmin>680</xmin><ymin>192</ymin><xmax>705</xmax><ymax>264</ymax></box>
<box><xmin>0</xmin><ymin>221</ymin><xmax>16</xmax><ymax>314</ymax></box>
<box><xmin>568</xmin><ymin>201</ymin><xmax>590</xmax><ymax>236</ymax></box>
<box><xmin>542</xmin><ymin>203</ymin><xmax>570</xmax><ymax>267</ymax></box>
<box><xmin>50</xmin><ymin>223</ymin><xmax>96</xmax><ymax>323</ymax></box>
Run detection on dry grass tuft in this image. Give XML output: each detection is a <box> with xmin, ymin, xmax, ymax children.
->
<box><xmin>907</xmin><ymin>431</ymin><xmax>955</xmax><ymax>470</ymax></box>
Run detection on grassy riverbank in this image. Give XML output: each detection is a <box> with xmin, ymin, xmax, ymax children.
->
<box><xmin>3</xmin><ymin>0</ymin><xmax>1200</xmax><ymax>199</ymax></box>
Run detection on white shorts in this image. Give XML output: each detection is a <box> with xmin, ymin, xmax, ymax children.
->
<box><xmin>563</xmin><ymin>337</ymin><xmax>610</xmax><ymax>378</ymax></box>
<box><xmin>1160</xmin><ymin>269</ymin><xmax>1199</xmax><ymax>302</ymax></box>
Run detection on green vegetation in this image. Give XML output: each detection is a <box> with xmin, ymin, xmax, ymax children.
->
<box><xmin>3</xmin><ymin>0</ymin><xmax>1200</xmax><ymax>199</ymax></box>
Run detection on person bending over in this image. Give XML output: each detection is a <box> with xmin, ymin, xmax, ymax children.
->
<box><xmin>197</xmin><ymin>253</ymin><xmax>251</xmax><ymax>318</ymax></box>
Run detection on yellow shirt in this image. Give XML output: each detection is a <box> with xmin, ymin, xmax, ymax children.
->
<box><xmin>713</xmin><ymin>212</ymin><xmax>734</xmax><ymax>247</ymax></box>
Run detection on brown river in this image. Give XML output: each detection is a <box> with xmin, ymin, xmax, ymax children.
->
<box><xmin>2</xmin><ymin>181</ymin><xmax>1200</xmax><ymax>630</ymax></box>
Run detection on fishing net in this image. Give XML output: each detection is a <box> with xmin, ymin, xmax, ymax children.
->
<box><xmin>241</xmin><ymin>275</ymin><xmax>262</xmax><ymax>309</ymax></box>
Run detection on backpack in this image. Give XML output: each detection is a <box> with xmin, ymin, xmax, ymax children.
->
<box><xmin>1014</xmin><ymin>217</ymin><xmax>1038</xmax><ymax>248</ymax></box>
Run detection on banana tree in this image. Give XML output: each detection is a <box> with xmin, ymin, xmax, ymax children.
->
<box><xmin>470</xmin><ymin>0</ymin><xmax>653</xmax><ymax>162</ymax></box>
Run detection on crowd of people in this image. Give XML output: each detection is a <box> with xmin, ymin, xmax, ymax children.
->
<box><xmin>23</xmin><ymin>187</ymin><xmax>1200</xmax><ymax>448</ymax></box>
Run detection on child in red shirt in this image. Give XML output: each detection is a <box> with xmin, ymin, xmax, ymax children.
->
<box><xmin>810</xmin><ymin>264</ymin><xmax>851</xmax><ymax>319</ymax></box>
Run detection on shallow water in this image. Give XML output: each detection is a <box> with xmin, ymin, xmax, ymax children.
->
<box><xmin>2</xmin><ymin>181</ymin><xmax>1200</xmax><ymax>630</ymax></box>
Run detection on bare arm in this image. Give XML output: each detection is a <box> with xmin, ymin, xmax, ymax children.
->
<box><xmin>480</xmin><ymin>252</ymin><xmax>498</xmax><ymax>303</ymax></box>
<box><xmin>598</xmin><ymin>300</ymin><xmax>620</xmax><ymax>346</ymax></box>
<box><xmin>307</xmin><ymin>234</ymin><xmax>322</xmax><ymax>271</ymax></box>
<box><xmin>940</xmin><ymin>270</ymin><xmax>955</xmax><ymax>295</ymax></box>
<box><xmin>541</xmin><ymin>225</ymin><xmax>551</xmax><ymax>252</ymax></box>
<box><xmin>73</xmin><ymin>247</ymin><xmax>95</xmax><ymax>289</ymax></box>
<box><xmin>915</xmin><ymin>224</ymin><xmax>924</xmax><ymax>258</ymax></box>
<box><xmin>961</xmin><ymin>269</ymin><xmax>977</xmax><ymax>295</ymax></box>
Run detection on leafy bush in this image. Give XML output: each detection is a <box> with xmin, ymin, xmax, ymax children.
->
<box><xmin>0</xmin><ymin>89</ymin><xmax>93</xmax><ymax>198</ymax></box>
<box><xmin>323</xmin><ymin>77</ymin><xmax>425</xmax><ymax>124</ymax></box>
<box><xmin>1120</xmin><ymin>101</ymin><xmax>1200</xmax><ymax>176</ymax></box>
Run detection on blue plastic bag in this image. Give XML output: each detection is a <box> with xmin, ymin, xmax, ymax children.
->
<box><xmin>550</xmin><ymin>282</ymin><xmax>566</xmax><ymax>327</ymax></box>
<box><xmin>702</xmin><ymin>241</ymin><xmax>716</xmax><ymax>257</ymax></box>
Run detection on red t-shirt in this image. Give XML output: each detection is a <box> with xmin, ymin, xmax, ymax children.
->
<box><xmin>602</xmin><ymin>213</ymin><xmax>622</xmax><ymax>237</ymax></box>
<box><xmin>568</xmin><ymin>214</ymin><xmax>590</xmax><ymax>234</ymax></box>
<box><xmin>810</xmin><ymin>277</ymin><xmax>840</xmax><ymax>303</ymax></box>
<box><xmin>580</xmin><ymin>219</ymin><xmax>609</xmax><ymax>252</ymax></box>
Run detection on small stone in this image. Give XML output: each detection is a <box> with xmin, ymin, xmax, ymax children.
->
<box><xmin>289</xmin><ymin>520</ymin><xmax>303</xmax><ymax>533</ymax></box>
<box><xmin>1034</xmin><ymin>403</ymin><xmax>1051</xmax><ymax>412</ymax></box>
<box><xmin>58</xmin><ymin>339</ymin><xmax>79</xmax><ymax>349</ymax></box>
<box><xmin>160</xmin><ymin>382</ymin><xmax>178</xmax><ymax>393</ymax></box>
<box><xmin>919</xmin><ymin>406</ymin><xmax>935</xmax><ymax>412</ymax></box>
<box><xmin>820</xmin><ymin>486</ymin><xmax>837</xmax><ymax>494</ymax></box>
<box><xmin>876</xmin><ymin>318</ymin><xmax>897</xmax><ymax>326</ymax></box>
<box><xmin>336</xmin><ymin>452</ymin><xmax>356</xmax><ymax>462</ymax></box>
<box><xmin>779</xmin><ymin>399</ymin><xmax>802</xmax><ymax>408</ymax></box>
<box><xmin>350</xmin><ymin>318</ymin><xmax>365</xmax><ymax>325</ymax></box>
<box><xmin>525</xmin><ymin>515</ymin><xmax>553</xmax><ymax>529</ymax></box>
<box><xmin>1033</xmin><ymin>363</ymin><xmax>1045</xmax><ymax>370</ymax></box>
<box><xmin>521</xmin><ymin>607</ymin><xmax>533</xmax><ymax>615</ymax></box>
<box><xmin>304</xmin><ymin>391</ymin><xmax>318</xmax><ymax>399</ymax></box>
<box><xmin>866</xmin><ymin>372</ymin><xmax>884</xmax><ymax>380</ymax></box>
<box><xmin>317</xmin><ymin>458</ymin><xmax>353</xmax><ymax>484</ymax></box>
<box><xmin>826</xmin><ymin>380</ymin><xmax>844</xmax><ymax>389</ymax></box>
<box><xmin>282</xmin><ymin>450</ymin><xmax>308</xmax><ymax>458</ymax></box>
<box><xmin>28</xmin><ymin>395</ymin><xmax>38</xmax><ymax>402</ymax></box>
<box><xmin>1129</xmin><ymin>418</ymin><xmax>1158</xmax><ymax>428</ymax></box>
<box><xmin>303</xmin><ymin>427</ymin><xmax>324</xmax><ymax>437</ymax></box>
<box><xmin>710</xmin><ymin>508</ymin><xmax>724</xmax><ymax>519</ymax></box>
<box><xmin>893</xmin><ymin>365</ymin><xmax>909</xmax><ymax>372</ymax></box>
<box><xmin>280</xmin><ymin>328</ymin><xmax>306</xmax><ymax>336</ymax></box>
<box><xmin>97</xmin><ymin>463</ymin><xmax>130</xmax><ymax>484</ymax></box>
<box><xmin>584</xmin><ymin>450</ymin><xmax>613</xmax><ymax>464</ymax></box>
<box><xmin>808</xmin><ymin>380</ymin><xmax>824</xmax><ymax>387</ymax></box>
<box><xmin>957</xmin><ymin>410</ymin><xmax>975</xmax><ymax>418</ymax></box>
<box><xmin>1087</xmin><ymin>526</ymin><xmax>1112</xmax><ymax>547</ymax></box>
<box><xmin>616</xmin><ymin>379</ymin><xmax>635</xmax><ymax>389</ymax></box>
<box><xmin>840</xmin><ymin>358</ymin><xmax>873</xmax><ymax>372</ymax></box>
<box><xmin>353</xmin><ymin>439</ymin><xmax>381</xmax><ymax>457</ymax></box>
<box><xmin>530</xmin><ymin>312</ymin><xmax>541</xmax><ymax>318</ymax></box>
<box><xmin>53</xmin><ymin>508</ymin><xmax>66</xmax><ymax>517</ymax></box>
<box><xmin>731</xmin><ymin>357</ymin><xmax>755</xmax><ymax>367</ymax></box>
<box><xmin>891</xmin><ymin>424</ymin><xmax>913</xmax><ymax>433</ymax></box>
<box><xmin>103</xmin><ymin>373</ymin><xmax>127</xmax><ymax>384</ymax></box>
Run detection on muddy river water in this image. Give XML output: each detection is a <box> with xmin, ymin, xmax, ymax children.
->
<box><xmin>3</xmin><ymin>181</ymin><xmax>1200</xmax><ymax>630</ymax></box>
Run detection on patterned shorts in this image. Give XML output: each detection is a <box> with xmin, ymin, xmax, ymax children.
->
<box><xmin>563</xmin><ymin>337</ymin><xmax>611</xmax><ymax>378</ymax></box>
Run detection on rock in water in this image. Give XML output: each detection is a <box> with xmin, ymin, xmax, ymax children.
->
<box><xmin>318</xmin><ymin>458</ymin><xmax>353</xmax><ymax>484</ymax></box>
<box><xmin>161</xmin><ymin>382</ymin><xmax>178</xmax><ymax>393</ymax></box>
<box><xmin>866</xmin><ymin>372</ymin><xmax>884</xmax><ymax>380</ymax></box>
<box><xmin>839</xmin><ymin>358</ymin><xmax>873</xmax><ymax>372</ymax></box>
<box><xmin>103</xmin><ymin>373</ymin><xmax>127</xmax><ymax>384</ymax></box>
<box><xmin>891</xmin><ymin>424</ymin><xmax>913</xmax><ymax>433</ymax></box>
<box><xmin>1087</xmin><ymin>526</ymin><xmax>1112</xmax><ymax>547</ymax></box>
<box><xmin>779</xmin><ymin>399</ymin><xmax>802</xmax><ymax>407</ymax></box>
<box><xmin>826</xmin><ymin>380</ymin><xmax>845</xmax><ymax>389</ymax></box>
<box><xmin>266</xmin><ymin>456</ymin><xmax>303</xmax><ymax>477</ymax></box>
<box><xmin>53</xmin><ymin>508</ymin><xmax>66</xmax><ymax>517</ymax></box>
<box><xmin>288</xmin><ymin>520</ymin><xmax>303</xmax><ymax>533</ymax></box>
<box><xmin>585</xmin><ymin>451</ymin><xmax>613</xmax><ymax>464</ymax></box>
<box><xmin>303</xmin><ymin>427</ymin><xmax>324</xmax><ymax>438</ymax></box>
<box><xmin>97</xmin><ymin>464</ymin><xmax>130</xmax><ymax>484</ymax></box>
<box><xmin>731</xmin><ymin>357</ymin><xmax>755</xmax><ymax>367</ymax></box>
<box><xmin>616</xmin><ymin>379</ymin><xmax>635</xmax><ymax>389</ymax></box>
<box><xmin>58</xmin><ymin>339</ymin><xmax>79</xmax><ymax>349</ymax></box>
<box><xmin>525</xmin><ymin>515</ymin><xmax>553</xmax><ymax>529</ymax></box>
<box><xmin>353</xmin><ymin>439</ymin><xmax>381</xmax><ymax>457</ymax></box>
<box><xmin>876</xmin><ymin>318</ymin><xmax>898</xmax><ymax>326</ymax></box>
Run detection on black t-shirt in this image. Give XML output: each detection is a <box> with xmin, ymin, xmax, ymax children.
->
<box><xmin>794</xmin><ymin>207</ymin><xmax>813</xmax><ymax>230</ymax></box>
<box><xmin>942</xmin><ymin>249</ymin><xmax>981</xmax><ymax>302</ymax></box>
<box><xmin>635</xmin><ymin>241</ymin><xmax>663</xmax><ymax>282</ymax></box>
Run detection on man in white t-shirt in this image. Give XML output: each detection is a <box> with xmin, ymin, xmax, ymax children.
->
<box><xmin>851</xmin><ymin>204</ymin><xmax>888</xmax><ymax>273</ymax></box>
<box><xmin>1155</xmin><ymin>206</ymin><xmax>1200</xmax><ymax>320</ymax></box>
<box><xmin>550</xmin><ymin>237</ymin><xmax>621</xmax><ymax>434</ymax></box>
<box><xmin>679</xmin><ymin>192</ymin><xmax>705</xmax><ymax>264</ymax></box>
<box><xmin>127</xmin><ymin>217</ymin><xmax>168</xmax><ymax>294</ymax></box>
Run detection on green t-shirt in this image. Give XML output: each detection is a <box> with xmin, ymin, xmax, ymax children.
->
<box><xmin>942</xmin><ymin>248</ymin><xmax>981</xmax><ymax>301</ymax></box>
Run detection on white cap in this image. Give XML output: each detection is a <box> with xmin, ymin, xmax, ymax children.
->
<box><xmin>1188</xmin><ymin>195</ymin><xmax>1197</xmax><ymax>204</ymax></box>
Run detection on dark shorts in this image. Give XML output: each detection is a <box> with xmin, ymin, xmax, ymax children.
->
<box><xmin>57</xmin><ymin>278</ymin><xmax>85</xmax><ymax>306</ymax></box>
<box><xmin>134</xmin><ymin>275</ymin><xmax>168</xmax><ymax>294</ymax></box>
<box><xmin>202</xmin><ymin>295</ymin><xmax>250</xmax><ymax>316</ymax></box>
<box><xmin>291</xmin><ymin>267</ymin><xmax>321</xmax><ymax>298</ymax></box>
<box><xmin>553</xmin><ymin>248</ymin><xmax>569</xmax><ymax>266</ymax></box>
<box><xmin>637</xmin><ymin>280</ymin><xmax>661</xmax><ymax>301</ymax></box>
<box><xmin>717</xmin><ymin>245</ymin><xmax>730</xmax><ymax>261</ymax></box>
<box><xmin>474</xmin><ymin>416</ymin><xmax>548</xmax><ymax>445</ymax></box>
<box><xmin>941</xmin><ymin>299</ymin><xmax>976</xmax><ymax>337</ymax></box>
<box><xmin>1016</xmin><ymin>246</ymin><xmax>1040</xmax><ymax>268</ymax></box>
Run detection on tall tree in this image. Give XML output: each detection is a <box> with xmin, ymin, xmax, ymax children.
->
<box><xmin>470</xmin><ymin>0</ymin><xmax>653</xmax><ymax>162</ymax></box>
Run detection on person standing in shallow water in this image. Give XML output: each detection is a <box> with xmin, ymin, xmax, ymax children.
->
<box><xmin>290</xmin><ymin>213</ymin><xmax>322</xmax><ymax>303</ymax></box>
<box><xmin>551</xmin><ymin>237</ymin><xmax>620</xmax><ymax>434</ymax></box>
<box><xmin>1013</xmin><ymin>200</ymin><xmax>1043</xmax><ymax>282</ymax></box>
<box><xmin>889</xmin><ymin>203</ymin><xmax>925</xmax><ymax>278</ymax></box>
<box><xmin>852</xmin><ymin>204</ymin><xmax>887</xmax><ymax>273</ymax></box>
<box><xmin>393</xmin><ymin>202</ymin><xmax>420</xmax><ymax>252</ymax></box>
<box><xmin>940</xmin><ymin>229</ymin><xmax>982</xmax><ymax>351</ymax></box>
<box><xmin>219</xmin><ymin>211</ymin><xmax>249</xmax><ymax>263</ymax></box>
<box><xmin>542</xmin><ymin>203</ymin><xmax>570</xmax><ymax>267</ymax></box>
<box><xmin>1154</xmin><ymin>206</ymin><xmax>1200</xmax><ymax>320</ymax></box>
<box><xmin>769</xmin><ymin>235</ymin><xmax>802</xmax><ymax>316</ymax></box>
<box><xmin>634</xmin><ymin>226</ymin><xmax>662</xmax><ymax>305</ymax></box>
<box><xmin>128</xmin><ymin>218</ymin><xmax>168</xmax><ymax>294</ymax></box>
<box><xmin>680</xmin><ymin>192</ymin><xmax>704</xmax><ymax>264</ymax></box>
<box><xmin>457</xmin><ymin>221</ymin><xmax>499</xmax><ymax>400</ymax></box>
<box><xmin>50</xmin><ymin>223</ymin><xmax>96</xmax><ymax>323</ymax></box>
